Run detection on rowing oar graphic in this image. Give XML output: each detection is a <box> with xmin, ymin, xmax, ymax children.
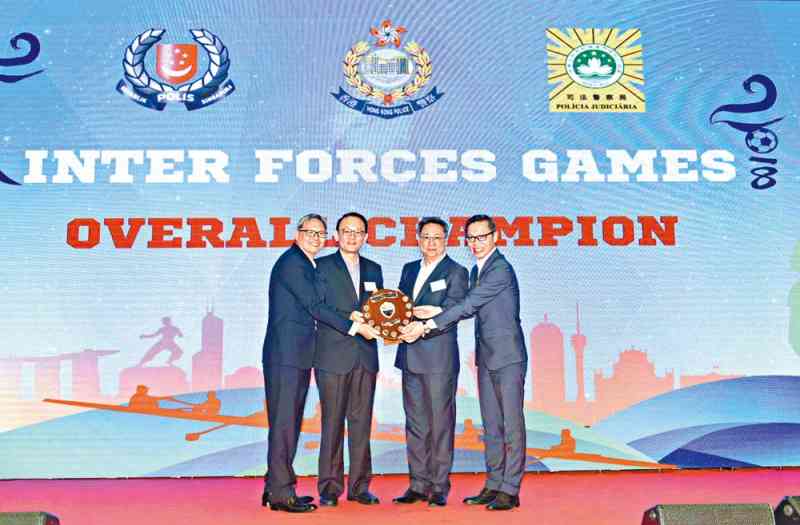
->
<box><xmin>186</xmin><ymin>423</ymin><xmax>230</xmax><ymax>442</ymax></box>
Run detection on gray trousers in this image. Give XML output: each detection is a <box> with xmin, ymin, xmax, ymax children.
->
<box><xmin>478</xmin><ymin>361</ymin><xmax>526</xmax><ymax>495</ymax></box>
<box><xmin>264</xmin><ymin>364</ymin><xmax>311</xmax><ymax>504</ymax></box>
<box><xmin>315</xmin><ymin>365</ymin><xmax>377</xmax><ymax>497</ymax></box>
<box><xmin>402</xmin><ymin>369</ymin><xmax>458</xmax><ymax>496</ymax></box>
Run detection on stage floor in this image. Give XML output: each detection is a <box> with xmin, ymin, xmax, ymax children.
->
<box><xmin>1</xmin><ymin>469</ymin><xmax>798</xmax><ymax>524</ymax></box>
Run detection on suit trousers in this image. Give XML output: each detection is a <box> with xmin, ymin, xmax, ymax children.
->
<box><xmin>315</xmin><ymin>364</ymin><xmax>377</xmax><ymax>497</ymax></box>
<box><xmin>264</xmin><ymin>364</ymin><xmax>311</xmax><ymax>503</ymax></box>
<box><xmin>478</xmin><ymin>361</ymin><xmax>527</xmax><ymax>496</ymax></box>
<box><xmin>402</xmin><ymin>369</ymin><xmax>458</xmax><ymax>496</ymax></box>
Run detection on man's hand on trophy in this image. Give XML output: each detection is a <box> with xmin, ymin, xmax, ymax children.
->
<box><xmin>350</xmin><ymin>310</ymin><xmax>365</xmax><ymax>323</ymax></box>
<box><xmin>400</xmin><ymin>321</ymin><xmax>425</xmax><ymax>343</ymax></box>
<box><xmin>357</xmin><ymin>322</ymin><xmax>380</xmax><ymax>341</ymax></box>
<box><xmin>412</xmin><ymin>305</ymin><xmax>442</xmax><ymax>319</ymax></box>
<box><xmin>366</xmin><ymin>323</ymin><xmax>382</xmax><ymax>340</ymax></box>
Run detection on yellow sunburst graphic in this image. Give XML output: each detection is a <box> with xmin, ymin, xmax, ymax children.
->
<box><xmin>547</xmin><ymin>28</ymin><xmax>644</xmax><ymax>113</ymax></box>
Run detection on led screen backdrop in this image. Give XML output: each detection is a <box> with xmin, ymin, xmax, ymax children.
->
<box><xmin>0</xmin><ymin>0</ymin><xmax>798</xmax><ymax>478</ymax></box>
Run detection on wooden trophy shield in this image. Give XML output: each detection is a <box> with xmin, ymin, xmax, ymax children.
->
<box><xmin>362</xmin><ymin>289</ymin><xmax>413</xmax><ymax>344</ymax></box>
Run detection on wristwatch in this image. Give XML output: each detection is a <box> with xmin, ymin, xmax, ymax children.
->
<box><xmin>422</xmin><ymin>321</ymin><xmax>432</xmax><ymax>336</ymax></box>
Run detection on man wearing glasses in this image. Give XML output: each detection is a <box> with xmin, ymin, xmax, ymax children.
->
<box><xmin>262</xmin><ymin>213</ymin><xmax>377</xmax><ymax>513</ymax></box>
<box><xmin>314</xmin><ymin>212</ymin><xmax>384</xmax><ymax>507</ymax></box>
<box><xmin>393</xmin><ymin>217</ymin><xmax>468</xmax><ymax>508</ymax></box>
<box><xmin>403</xmin><ymin>214</ymin><xmax>527</xmax><ymax>511</ymax></box>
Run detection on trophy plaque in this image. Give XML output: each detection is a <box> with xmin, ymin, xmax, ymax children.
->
<box><xmin>362</xmin><ymin>288</ymin><xmax>413</xmax><ymax>344</ymax></box>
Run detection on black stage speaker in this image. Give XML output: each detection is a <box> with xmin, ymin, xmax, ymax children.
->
<box><xmin>776</xmin><ymin>497</ymin><xmax>800</xmax><ymax>524</ymax></box>
<box><xmin>642</xmin><ymin>503</ymin><xmax>775</xmax><ymax>525</ymax></box>
<box><xmin>0</xmin><ymin>513</ymin><xmax>59</xmax><ymax>525</ymax></box>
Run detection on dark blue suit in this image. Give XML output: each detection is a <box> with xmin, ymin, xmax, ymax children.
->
<box><xmin>314</xmin><ymin>251</ymin><xmax>383</xmax><ymax>498</ymax></box>
<box><xmin>432</xmin><ymin>249</ymin><xmax>527</xmax><ymax>496</ymax></box>
<box><xmin>396</xmin><ymin>255</ymin><xmax>468</xmax><ymax>496</ymax></box>
<box><xmin>314</xmin><ymin>251</ymin><xmax>382</xmax><ymax>374</ymax></box>
<box><xmin>261</xmin><ymin>243</ymin><xmax>353</xmax><ymax>504</ymax></box>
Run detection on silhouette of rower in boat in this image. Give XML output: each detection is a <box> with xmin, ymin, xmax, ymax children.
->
<box><xmin>128</xmin><ymin>385</ymin><xmax>160</xmax><ymax>410</ymax></box>
<box><xmin>127</xmin><ymin>386</ymin><xmax>220</xmax><ymax>418</ymax></box>
<box><xmin>454</xmin><ymin>418</ymin><xmax>483</xmax><ymax>449</ymax></box>
<box><xmin>191</xmin><ymin>391</ymin><xmax>221</xmax><ymax>416</ymax></box>
<box><xmin>546</xmin><ymin>428</ymin><xmax>577</xmax><ymax>455</ymax></box>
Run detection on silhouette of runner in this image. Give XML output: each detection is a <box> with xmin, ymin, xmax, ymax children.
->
<box><xmin>138</xmin><ymin>317</ymin><xmax>184</xmax><ymax>366</ymax></box>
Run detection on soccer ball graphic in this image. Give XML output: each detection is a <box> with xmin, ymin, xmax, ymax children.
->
<box><xmin>745</xmin><ymin>127</ymin><xmax>778</xmax><ymax>154</ymax></box>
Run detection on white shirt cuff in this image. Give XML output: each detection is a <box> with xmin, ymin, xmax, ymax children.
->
<box><xmin>424</xmin><ymin>319</ymin><xmax>437</xmax><ymax>330</ymax></box>
<box><xmin>348</xmin><ymin>321</ymin><xmax>359</xmax><ymax>336</ymax></box>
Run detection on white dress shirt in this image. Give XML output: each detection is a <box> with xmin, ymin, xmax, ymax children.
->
<box><xmin>413</xmin><ymin>254</ymin><xmax>445</xmax><ymax>300</ymax></box>
<box><xmin>475</xmin><ymin>247</ymin><xmax>496</xmax><ymax>276</ymax></box>
<box><xmin>341</xmin><ymin>251</ymin><xmax>360</xmax><ymax>297</ymax></box>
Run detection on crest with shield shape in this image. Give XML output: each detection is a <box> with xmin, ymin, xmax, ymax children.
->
<box><xmin>155</xmin><ymin>43</ymin><xmax>198</xmax><ymax>85</ymax></box>
<box><xmin>362</xmin><ymin>289</ymin><xmax>413</xmax><ymax>344</ymax></box>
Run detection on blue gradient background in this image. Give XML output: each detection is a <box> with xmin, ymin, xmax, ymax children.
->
<box><xmin>0</xmin><ymin>0</ymin><xmax>798</xmax><ymax>408</ymax></box>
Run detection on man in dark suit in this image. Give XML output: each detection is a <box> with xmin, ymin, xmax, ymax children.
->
<box><xmin>403</xmin><ymin>214</ymin><xmax>527</xmax><ymax>511</ymax></box>
<box><xmin>262</xmin><ymin>213</ymin><xmax>377</xmax><ymax>513</ymax></box>
<box><xmin>393</xmin><ymin>217</ymin><xmax>468</xmax><ymax>508</ymax></box>
<box><xmin>314</xmin><ymin>212</ymin><xmax>384</xmax><ymax>507</ymax></box>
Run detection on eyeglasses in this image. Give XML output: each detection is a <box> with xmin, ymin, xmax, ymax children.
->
<box><xmin>465</xmin><ymin>230</ymin><xmax>495</xmax><ymax>244</ymax></box>
<box><xmin>299</xmin><ymin>229</ymin><xmax>327</xmax><ymax>240</ymax></box>
<box><xmin>420</xmin><ymin>235</ymin><xmax>445</xmax><ymax>243</ymax></box>
<box><xmin>339</xmin><ymin>229</ymin><xmax>366</xmax><ymax>237</ymax></box>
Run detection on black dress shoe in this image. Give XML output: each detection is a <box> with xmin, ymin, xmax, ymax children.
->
<box><xmin>269</xmin><ymin>496</ymin><xmax>318</xmax><ymax>513</ymax></box>
<box><xmin>262</xmin><ymin>492</ymin><xmax>314</xmax><ymax>507</ymax></box>
<box><xmin>319</xmin><ymin>493</ymin><xmax>338</xmax><ymax>507</ymax></box>
<box><xmin>347</xmin><ymin>491</ymin><xmax>380</xmax><ymax>505</ymax></box>
<box><xmin>393</xmin><ymin>489</ymin><xmax>428</xmax><ymax>504</ymax></box>
<box><xmin>486</xmin><ymin>492</ymin><xmax>519</xmax><ymax>511</ymax></box>
<box><xmin>428</xmin><ymin>493</ymin><xmax>447</xmax><ymax>507</ymax></box>
<box><xmin>463</xmin><ymin>488</ymin><xmax>498</xmax><ymax>505</ymax></box>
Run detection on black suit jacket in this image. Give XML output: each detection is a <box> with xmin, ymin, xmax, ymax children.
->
<box><xmin>395</xmin><ymin>255</ymin><xmax>469</xmax><ymax>374</ymax></box>
<box><xmin>433</xmin><ymin>249</ymin><xmax>527</xmax><ymax>371</ymax></box>
<box><xmin>314</xmin><ymin>251</ymin><xmax>383</xmax><ymax>374</ymax></box>
<box><xmin>262</xmin><ymin>243</ymin><xmax>353</xmax><ymax>370</ymax></box>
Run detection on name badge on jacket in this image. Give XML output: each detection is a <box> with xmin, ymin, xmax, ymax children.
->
<box><xmin>364</xmin><ymin>281</ymin><xmax>377</xmax><ymax>292</ymax></box>
<box><xmin>430</xmin><ymin>279</ymin><xmax>447</xmax><ymax>292</ymax></box>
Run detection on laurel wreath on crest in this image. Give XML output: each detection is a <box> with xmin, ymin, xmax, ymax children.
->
<box><xmin>122</xmin><ymin>28</ymin><xmax>230</xmax><ymax>96</ymax></box>
<box><xmin>343</xmin><ymin>41</ymin><xmax>432</xmax><ymax>103</ymax></box>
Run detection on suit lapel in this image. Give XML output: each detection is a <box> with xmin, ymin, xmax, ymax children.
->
<box><xmin>415</xmin><ymin>256</ymin><xmax>448</xmax><ymax>304</ymax></box>
<box><xmin>358</xmin><ymin>255</ymin><xmax>369</xmax><ymax>304</ymax></box>
<box><xmin>470</xmin><ymin>263</ymin><xmax>480</xmax><ymax>333</ymax></box>
<box><xmin>477</xmin><ymin>249</ymin><xmax>500</xmax><ymax>283</ymax></box>
<box><xmin>292</xmin><ymin>242</ymin><xmax>315</xmax><ymax>271</ymax></box>
<box><xmin>403</xmin><ymin>260</ymin><xmax>422</xmax><ymax>299</ymax></box>
<box><xmin>334</xmin><ymin>250</ymin><xmax>359</xmax><ymax>303</ymax></box>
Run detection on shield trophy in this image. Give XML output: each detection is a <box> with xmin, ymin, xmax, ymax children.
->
<box><xmin>362</xmin><ymin>289</ymin><xmax>413</xmax><ymax>344</ymax></box>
